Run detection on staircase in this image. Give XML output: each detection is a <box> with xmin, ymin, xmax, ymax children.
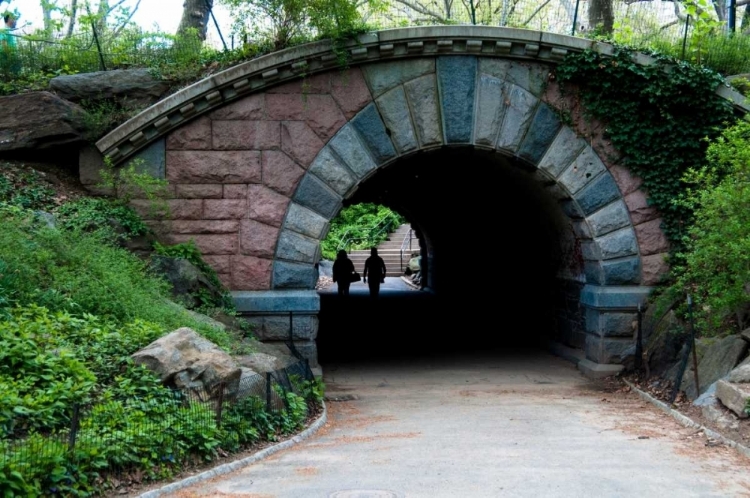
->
<box><xmin>348</xmin><ymin>224</ymin><xmax>418</xmax><ymax>277</ymax></box>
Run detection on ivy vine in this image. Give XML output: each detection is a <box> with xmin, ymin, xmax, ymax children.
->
<box><xmin>555</xmin><ymin>47</ymin><xmax>737</xmax><ymax>256</ymax></box>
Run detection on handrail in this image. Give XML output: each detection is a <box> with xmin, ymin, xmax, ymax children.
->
<box><xmin>399</xmin><ymin>227</ymin><xmax>417</xmax><ymax>272</ymax></box>
<box><xmin>336</xmin><ymin>215</ymin><xmax>395</xmax><ymax>253</ymax></box>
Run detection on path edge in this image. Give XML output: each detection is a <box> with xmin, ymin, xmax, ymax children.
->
<box><xmin>137</xmin><ymin>402</ymin><xmax>328</xmax><ymax>497</ymax></box>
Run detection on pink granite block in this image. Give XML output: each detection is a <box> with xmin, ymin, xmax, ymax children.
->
<box><xmin>203</xmin><ymin>199</ymin><xmax>248</xmax><ymax>219</ymax></box>
<box><xmin>635</xmin><ymin>218</ymin><xmax>670</xmax><ymax>256</ymax></box>
<box><xmin>331</xmin><ymin>67</ymin><xmax>373</xmax><ymax>119</ymax></box>
<box><xmin>210</xmin><ymin>94</ymin><xmax>264</xmax><ymax>120</ymax></box>
<box><xmin>166</xmin><ymin>151</ymin><xmax>261</xmax><ymax>184</ymax></box>
<box><xmin>247</xmin><ymin>184</ymin><xmax>290</xmax><ymax>227</ymax></box>
<box><xmin>281</xmin><ymin>121</ymin><xmax>324</xmax><ymax>168</ymax></box>
<box><xmin>166</xmin><ymin>116</ymin><xmax>212</xmax><ymax>150</ymax></box>
<box><xmin>262</xmin><ymin>150</ymin><xmax>305</xmax><ymax>196</ymax></box>
<box><xmin>230</xmin><ymin>256</ymin><xmax>273</xmax><ymax>290</ymax></box>
<box><xmin>174</xmin><ymin>184</ymin><xmax>223</xmax><ymax>199</ymax></box>
<box><xmin>240</xmin><ymin>219</ymin><xmax>280</xmax><ymax>258</ymax></box>
<box><xmin>212</xmin><ymin>120</ymin><xmax>281</xmax><ymax>150</ymax></box>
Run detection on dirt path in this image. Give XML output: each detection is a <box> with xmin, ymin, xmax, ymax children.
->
<box><xmin>165</xmin><ymin>350</ymin><xmax>750</xmax><ymax>498</ymax></box>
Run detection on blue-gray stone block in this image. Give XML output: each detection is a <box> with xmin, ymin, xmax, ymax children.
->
<box><xmin>585</xmin><ymin>334</ymin><xmax>633</xmax><ymax>364</ymax></box>
<box><xmin>596</xmin><ymin>228</ymin><xmax>638</xmax><ymax>260</ymax></box>
<box><xmin>309</xmin><ymin>147</ymin><xmax>356</xmax><ymax>196</ymax></box>
<box><xmin>586</xmin><ymin>200</ymin><xmax>630</xmax><ymax>237</ymax></box>
<box><xmin>601</xmin><ymin>257</ymin><xmax>641</xmax><ymax>285</ymax></box>
<box><xmin>473</xmin><ymin>74</ymin><xmax>506</xmax><ymax>147</ymax></box>
<box><xmin>437</xmin><ymin>56</ymin><xmax>477</xmax><ymax>143</ymax></box>
<box><xmin>404</xmin><ymin>74</ymin><xmax>443</xmax><ymax>147</ymax></box>
<box><xmin>283</xmin><ymin>202</ymin><xmax>329</xmax><ymax>239</ymax></box>
<box><xmin>329</xmin><ymin>124</ymin><xmax>377</xmax><ymax>179</ymax></box>
<box><xmin>496</xmin><ymin>84</ymin><xmax>537</xmax><ymax>152</ymax></box>
<box><xmin>245</xmin><ymin>314</ymin><xmax>318</xmax><ymax>341</ymax></box>
<box><xmin>580</xmin><ymin>284</ymin><xmax>652</xmax><ymax>310</ymax></box>
<box><xmin>232</xmin><ymin>290</ymin><xmax>320</xmax><ymax>313</ymax></box>
<box><xmin>275</xmin><ymin>230</ymin><xmax>320</xmax><ymax>264</ymax></box>
<box><xmin>376</xmin><ymin>86</ymin><xmax>418</xmax><ymax>154</ymax></box>
<box><xmin>561</xmin><ymin>199</ymin><xmax>584</xmax><ymax>218</ymax></box>
<box><xmin>574</xmin><ymin>173</ymin><xmax>621</xmax><ymax>215</ymax></box>
<box><xmin>586</xmin><ymin>308</ymin><xmax>638</xmax><ymax>337</ymax></box>
<box><xmin>362</xmin><ymin>59</ymin><xmax>435</xmax><ymax>98</ymax></box>
<box><xmin>538</xmin><ymin>126</ymin><xmax>586</xmax><ymax>178</ymax></box>
<box><xmin>350</xmin><ymin>103</ymin><xmax>397</xmax><ymax>165</ymax></box>
<box><xmin>293</xmin><ymin>174</ymin><xmax>341</xmax><ymax>219</ymax></box>
<box><xmin>272</xmin><ymin>261</ymin><xmax>318</xmax><ymax>289</ymax></box>
<box><xmin>518</xmin><ymin>103</ymin><xmax>561</xmax><ymax>165</ymax></box>
<box><xmin>584</xmin><ymin>261</ymin><xmax>604</xmax><ymax>285</ymax></box>
<box><xmin>559</xmin><ymin>146</ymin><xmax>607</xmax><ymax>195</ymax></box>
<box><xmin>128</xmin><ymin>138</ymin><xmax>165</xmax><ymax>179</ymax></box>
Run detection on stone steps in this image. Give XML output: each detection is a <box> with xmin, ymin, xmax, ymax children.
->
<box><xmin>347</xmin><ymin>224</ymin><xmax>418</xmax><ymax>277</ymax></box>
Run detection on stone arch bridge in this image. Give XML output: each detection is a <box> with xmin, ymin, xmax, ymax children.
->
<box><xmin>85</xmin><ymin>26</ymin><xmax>747</xmax><ymax>374</ymax></box>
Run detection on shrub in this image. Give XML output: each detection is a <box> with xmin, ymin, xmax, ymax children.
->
<box><xmin>321</xmin><ymin>203</ymin><xmax>405</xmax><ymax>260</ymax></box>
<box><xmin>668</xmin><ymin>119</ymin><xmax>750</xmax><ymax>334</ymax></box>
<box><xmin>56</xmin><ymin>197</ymin><xmax>150</xmax><ymax>240</ymax></box>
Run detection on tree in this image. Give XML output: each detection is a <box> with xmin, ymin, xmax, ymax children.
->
<box><xmin>177</xmin><ymin>0</ymin><xmax>214</xmax><ymax>41</ymax></box>
<box><xmin>588</xmin><ymin>0</ymin><xmax>614</xmax><ymax>34</ymax></box>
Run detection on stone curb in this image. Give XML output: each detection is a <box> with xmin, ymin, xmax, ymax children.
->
<box><xmin>137</xmin><ymin>403</ymin><xmax>328</xmax><ymax>497</ymax></box>
<box><xmin>622</xmin><ymin>379</ymin><xmax>750</xmax><ymax>460</ymax></box>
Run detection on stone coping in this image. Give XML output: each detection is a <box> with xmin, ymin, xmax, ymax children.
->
<box><xmin>579</xmin><ymin>284</ymin><xmax>653</xmax><ymax>310</ymax></box>
<box><xmin>232</xmin><ymin>290</ymin><xmax>320</xmax><ymax>313</ymax></box>
<box><xmin>97</xmin><ymin>26</ymin><xmax>750</xmax><ymax>165</ymax></box>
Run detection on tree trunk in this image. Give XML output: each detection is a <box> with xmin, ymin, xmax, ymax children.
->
<box><xmin>66</xmin><ymin>0</ymin><xmax>78</xmax><ymax>38</ymax></box>
<box><xmin>41</xmin><ymin>0</ymin><xmax>56</xmax><ymax>36</ymax></box>
<box><xmin>588</xmin><ymin>0</ymin><xmax>614</xmax><ymax>34</ymax></box>
<box><xmin>177</xmin><ymin>0</ymin><xmax>213</xmax><ymax>41</ymax></box>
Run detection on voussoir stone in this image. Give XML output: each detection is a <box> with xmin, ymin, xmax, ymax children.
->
<box><xmin>49</xmin><ymin>68</ymin><xmax>170</xmax><ymax>107</ymax></box>
<box><xmin>0</xmin><ymin>92</ymin><xmax>87</xmax><ymax>151</ymax></box>
<box><xmin>131</xmin><ymin>327</ymin><xmax>242</xmax><ymax>392</ymax></box>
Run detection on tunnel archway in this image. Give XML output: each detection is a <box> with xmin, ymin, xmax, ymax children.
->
<box><xmin>317</xmin><ymin>146</ymin><xmax>572</xmax><ymax>362</ymax></box>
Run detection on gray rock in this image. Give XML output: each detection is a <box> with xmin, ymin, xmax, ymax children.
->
<box><xmin>49</xmin><ymin>68</ymin><xmax>169</xmax><ymax>107</ymax></box>
<box><xmin>681</xmin><ymin>335</ymin><xmax>748</xmax><ymax>399</ymax></box>
<box><xmin>236</xmin><ymin>353</ymin><xmax>290</xmax><ymax>373</ymax></box>
<box><xmin>741</xmin><ymin>328</ymin><xmax>750</xmax><ymax>343</ymax></box>
<box><xmin>34</xmin><ymin>211</ymin><xmax>56</xmax><ymax>228</ymax></box>
<box><xmin>716</xmin><ymin>379</ymin><xmax>750</xmax><ymax>419</ymax></box>
<box><xmin>701</xmin><ymin>399</ymin><xmax>741</xmax><ymax>430</ymax></box>
<box><xmin>132</xmin><ymin>327</ymin><xmax>242</xmax><ymax>394</ymax></box>
<box><xmin>643</xmin><ymin>308</ymin><xmax>687</xmax><ymax>377</ymax></box>
<box><xmin>692</xmin><ymin>381</ymin><xmax>717</xmax><ymax>407</ymax></box>
<box><xmin>726</xmin><ymin>362</ymin><xmax>750</xmax><ymax>383</ymax></box>
<box><xmin>0</xmin><ymin>92</ymin><xmax>86</xmax><ymax>151</ymax></box>
<box><xmin>150</xmin><ymin>256</ymin><xmax>225</xmax><ymax>310</ymax></box>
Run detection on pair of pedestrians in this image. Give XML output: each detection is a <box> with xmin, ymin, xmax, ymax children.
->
<box><xmin>332</xmin><ymin>248</ymin><xmax>386</xmax><ymax>298</ymax></box>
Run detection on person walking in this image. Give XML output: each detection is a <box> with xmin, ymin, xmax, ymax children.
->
<box><xmin>363</xmin><ymin>247</ymin><xmax>386</xmax><ymax>298</ymax></box>
<box><xmin>332</xmin><ymin>249</ymin><xmax>356</xmax><ymax>297</ymax></box>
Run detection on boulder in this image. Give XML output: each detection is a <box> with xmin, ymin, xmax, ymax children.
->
<box><xmin>0</xmin><ymin>92</ymin><xmax>86</xmax><ymax>151</ymax></box>
<box><xmin>701</xmin><ymin>399</ymin><xmax>741</xmax><ymax>430</ymax></box>
<box><xmin>236</xmin><ymin>353</ymin><xmax>289</xmax><ymax>374</ymax></box>
<box><xmin>644</xmin><ymin>309</ymin><xmax>687</xmax><ymax>377</ymax></box>
<box><xmin>150</xmin><ymin>255</ymin><xmax>225</xmax><ymax>310</ymax></box>
<box><xmin>245</xmin><ymin>339</ymin><xmax>297</xmax><ymax>366</ymax></box>
<box><xmin>741</xmin><ymin>328</ymin><xmax>750</xmax><ymax>344</ymax></box>
<box><xmin>49</xmin><ymin>69</ymin><xmax>170</xmax><ymax>107</ymax></box>
<box><xmin>131</xmin><ymin>327</ymin><xmax>241</xmax><ymax>394</ymax></box>
<box><xmin>681</xmin><ymin>335</ymin><xmax>748</xmax><ymax>399</ymax></box>
<box><xmin>716</xmin><ymin>379</ymin><xmax>750</xmax><ymax>419</ymax></box>
<box><xmin>692</xmin><ymin>381</ymin><xmax>718</xmax><ymax>407</ymax></box>
<box><xmin>726</xmin><ymin>360</ymin><xmax>750</xmax><ymax>383</ymax></box>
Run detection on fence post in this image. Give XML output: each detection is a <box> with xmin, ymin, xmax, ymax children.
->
<box><xmin>688</xmin><ymin>295</ymin><xmax>700</xmax><ymax>395</ymax></box>
<box><xmin>681</xmin><ymin>15</ymin><xmax>691</xmax><ymax>60</ymax></box>
<box><xmin>68</xmin><ymin>404</ymin><xmax>80</xmax><ymax>453</ymax></box>
<box><xmin>266</xmin><ymin>372</ymin><xmax>272</xmax><ymax>412</ymax></box>
<box><xmin>215</xmin><ymin>382</ymin><xmax>225</xmax><ymax>427</ymax></box>
<box><xmin>729</xmin><ymin>0</ymin><xmax>737</xmax><ymax>32</ymax></box>
<box><xmin>571</xmin><ymin>0</ymin><xmax>581</xmax><ymax>36</ymax></box>
<box><xmin>635</xmin><ymin>303</ymin><xmax>643</xmax><ymax>372</ymax></box>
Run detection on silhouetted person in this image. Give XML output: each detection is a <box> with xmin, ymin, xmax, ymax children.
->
<box><xmin>363</xmin><ymin>247</ymin><xmax>386</xmax><ymax>298</ymax></box>
<box><xmin>332</xmin><ymin>249</ymin><xmax>355</xmax><ymax>297</ymax></box>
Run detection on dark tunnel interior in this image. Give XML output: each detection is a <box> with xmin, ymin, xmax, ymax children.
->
<box><xmin>317</xmin><ymin>147</ymin><xmax>572</xmax><ymax>364</ymax></box>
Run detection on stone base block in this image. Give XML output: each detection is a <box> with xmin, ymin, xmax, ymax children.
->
<box><xmin>578</xmin><ymin>359</ymin><xmax>623</xmax><ymax>379</ymax></box>
<box><xmin>244</xmin><ymin>314</ymin><xmax>318</xmax><ymax>341</ymax></box>
<box><xmin>585</xmin><ymin>334</ymin><xmax>633</xmax><ymax>364</ymax></box>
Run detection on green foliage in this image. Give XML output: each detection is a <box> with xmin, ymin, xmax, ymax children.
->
<box><xmin>666</xmin><ymin>120</ymin><xmax>750</xmax><ymax>334</ymax></box>
<box><xmin>0</xmin><ymin>169</ymin><xmax>56</xmax><ymax>211</ymax></box>
<box><xmin>80</xmin><ymin>98</ymin><xmax>142</xmax><ymax>142</ymax></box>
<box><xmin>729</xmin><ymin>76</ymin><xmax>750</xmax><ymax>96</ymax></box>
<box><xmin>153</xmin><ymin>240</ymin><xmax>236</xmax><ymax>314</ymax></box>
<box><xmin>321</xmin><ymin>203</ymin><xmax>405</xmax><ymax>260</ymax></box>
<box><xmin>98</xmin><ymin>156</ymin><xmax>171</xmax><ymax>213</ymax></box>
<box><xmin>556</xmin><ymin>47</ymin><xmax>736</xmax><ymax>256</ymax></box>
<box><xmin>56</xmin><ymin>197</ymin><xmax>149</xmax><ymax>240</ymax></box>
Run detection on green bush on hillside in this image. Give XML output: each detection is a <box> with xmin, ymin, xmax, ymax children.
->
<box><xmin>667</xmin><ymin>119</ymin><xmax>750</xmax><ymax>334</ymax></box>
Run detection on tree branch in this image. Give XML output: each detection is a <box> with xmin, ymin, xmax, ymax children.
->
<box><xmin>522</xmin><ymin>0</ymin><xmax>552</xmax><ymax>26</ymax></box>
<box><xmin>390</xmin><ymin>0</ymin><xmax>449</xmax><ymax>22</ymax></box>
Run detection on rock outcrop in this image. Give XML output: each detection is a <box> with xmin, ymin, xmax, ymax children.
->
<box><xmin>0</xmin><ymin>92</ymin><xmax>87</xmax><ymax>151</ymax></box>
<box><xmin>49</xmin><ymin>68</ymin><xmax>170</xmax><ymax>107</ymax></box>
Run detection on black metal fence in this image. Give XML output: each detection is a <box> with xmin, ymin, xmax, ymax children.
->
<box><xmin>2</xmin><ymin>0</ymin><xmax>750</xmax><ymax>79</ymax></box>
<box><xmin>0</xmin><ymin>358</ymin><xmax>317</xmax><ymax>495</ymax></box>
